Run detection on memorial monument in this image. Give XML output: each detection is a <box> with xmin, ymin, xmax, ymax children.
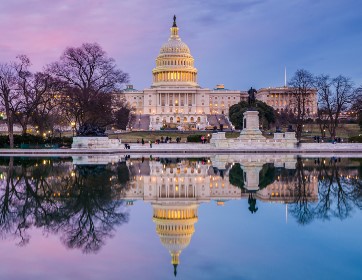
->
<box><xmin>210</xmin><ymin>87</ymin><xmax>298</xmax><ymax>149</ymax></box>
<box><xmin>71</xmin><ymin>123</ymin><xmax>123</xmax><ymax>149</ymax></box>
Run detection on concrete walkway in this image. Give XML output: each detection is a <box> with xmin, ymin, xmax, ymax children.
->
<box><xmin>1</xmin><ymin>142</ymin><xmax>362</xmax><ymax>156</ymax></box>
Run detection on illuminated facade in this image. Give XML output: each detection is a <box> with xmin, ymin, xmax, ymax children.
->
<box><xmin>120</xmin><ymin>16</ymin><xmax>318</xmax><ymax>130</ymax></box>
<box><xmin>121</xmin><ymin>17</ymin><xmax>245</xmax><ymax>130</ymax></box>
<box><xmin>256</xmin><ymin>87</ymin><xmax>318</xmax><ymax>117</ymax></box>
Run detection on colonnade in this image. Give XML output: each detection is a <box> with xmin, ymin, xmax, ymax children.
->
<box><xmin>153</xmin><ymin>71</ymin><xmax>197</xmax><ymax>83</ymax></box>
<box><xmin>157</xmin><ymin>92</ymin><xmax>195</xmax><ymax>107</ymax></box>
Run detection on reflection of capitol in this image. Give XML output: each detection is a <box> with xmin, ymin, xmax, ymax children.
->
<box><xmin>121</xmin><ymin>155</ymin><xmax>319</xmax><ymax>275</ymax></box>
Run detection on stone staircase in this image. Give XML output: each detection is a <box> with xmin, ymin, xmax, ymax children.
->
<box><xmin>129</xmin><ymin>114</ymin><xmax>150</xmax><ymax>130</ymax></box>
<box><xmin>206</xmin><ymin>114</ymin><xmax>233</xmax><ymax>130</ymax></box>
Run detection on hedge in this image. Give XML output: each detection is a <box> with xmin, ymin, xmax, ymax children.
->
<box><xmin>349</xmin><ymin>135</ymin><xmax>362</xmax><ymax>143</ymax></box>
<box><xmin>0</xmin><ymin>135</ymin><xmax>73</xmax><ymax>148</ymax></box>
<box><xmin>187</xmin><ymin>134</ymin><xmax>203</xmax><ymax>142</ymax></box>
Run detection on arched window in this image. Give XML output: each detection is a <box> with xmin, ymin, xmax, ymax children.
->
<box><xmin>156</xmin><ymin>117</ymin><xmax>159</xmax><ymax>124</ymax></box>
<box><xmin>197</xmin><ymin>117</ymin><xmax>201</xmax><ymax>123</ymax></box>
<box><xmin>183</xmin><ymin>117</ymin><xmax>187</xmax><ymax>122</ymax></box>
<box><xmin>190</xmin><ymin>117</ymin><xmax>194</xmax><ymax>122</ymax></box>
<box><xmin>176</xmin><ymin>117</ymin><xmax>180</xmax><ymax>123</ymax></box>
<box><xmin>170</xmin><ymin>117</ymin><xmax>174</xmax><ymax>123</ymax></box>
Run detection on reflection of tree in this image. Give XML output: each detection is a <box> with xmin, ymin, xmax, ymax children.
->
<box><xmin>314</xmin><ymin>158</ymin><xmax>357</xmax><ymax>221</ymax></box>
<box><xmin>289</xmin><ymin>157</ymin><xmax>362</xmax><ymax>225</ymax></box>
<box><xmin>229</xmin><ymin>163</ymin><xmax>244</xmax><ymax>189</ymax></box>
<box><xmin>259</xmin><ymin>163</ymin><xmax>275</xmax><ymax>189</ymax></box>
<box><xmin>0</xmin><ymin>157</ymin><xmax>18</xmax><ymax>241</ymax></box>
<box><xmin>53</xmin><ymin>165</ymin><xmax>129</xmax><ymax>253</ymax></box>
<box><xmin>288</xmin><ymin>157</ymin><xmax>314</xmax><ymax>225</ymax></box>
<box><xmin>229</xmin><ymin>163</ymin><xmax>276</xmax><ymax>190</ymax></box>
<box><xmin>0</xmin><ymin>158</ymin><xmax>129</xmax><ymax>253</ymax></box>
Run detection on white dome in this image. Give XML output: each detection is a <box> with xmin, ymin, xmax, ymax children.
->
<box><xmin>160</xmin><ymin>39</ymin><xmax>190</xmax><ymax>54</ymax></box>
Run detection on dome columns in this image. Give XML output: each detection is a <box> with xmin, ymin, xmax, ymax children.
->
<box><xmin>153</xmin><ymin>70</ymin><xmax>197</xmax><ymax>84</ymax></box>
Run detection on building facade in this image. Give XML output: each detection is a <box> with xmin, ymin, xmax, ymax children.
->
<box><xmin>121</xmin><ymin>17</ymin><xmax>245</xmax><ymax>130</ymax></box>
<box><xmin>256</xmin><ymin>87</ymin><xmax>318</xmax><ymax>117</ymax></box>
<box><xmin>120</xmin><ymin>17</ymin><xmax>317</xmax><ymax>130</ymax></box>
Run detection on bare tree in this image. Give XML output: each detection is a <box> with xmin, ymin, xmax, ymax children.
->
<box><xmin>47</xmin><ymin>43</ymin><xmax>129</xmax><ymax>128</ymax></box>
<box><xmin>288</xmin><ymin>69</ymin><xmax>316</xmax><ymax>141</ymax></box>
<box><xmin>0</xmin><ymin>62</ymin><xmax>20</xmax><ymax>148</ymax></box>
<box><xmin>12</xmin><ymin>55</ymin><xmax>58</xmax><ymax>135</ymax></box>
<box><xmin>315</xmin><ymin>75</ymin><xmax>354</xmax><ymax>139</ymax></box>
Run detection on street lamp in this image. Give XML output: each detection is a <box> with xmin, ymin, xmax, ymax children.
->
<box><xmin>71</xmin><ymin>122</ymin><xmax>76</xmax><ymax>137</ymax></box>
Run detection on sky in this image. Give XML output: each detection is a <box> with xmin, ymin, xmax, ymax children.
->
<box><xmin>0</xmin><ymin>0</ymin><xmax>361</xmax><ymax>91</ymax></box>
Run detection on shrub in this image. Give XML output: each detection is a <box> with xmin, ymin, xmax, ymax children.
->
<box><xmin>187</xmin><ymin>134</ymin><xmax>203</xmax><ymax>142</ymax></box>
<box><xmin>0</xmin><ymin>134</ymin><xmax>73</xmax><ymax>148</ymax></box>
<box><xmin>349</xmin><ymin>135</ymin><xmax>362</xmax><ymax>143</ymax></box>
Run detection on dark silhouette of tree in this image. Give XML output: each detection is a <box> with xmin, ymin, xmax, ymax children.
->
<box><xmin>47</xmin><ymin>43</ymin><xmax>129</xmax><ymax>128</ymax></box>
<box><xmin>50</xmin><ymin>164</ymin><xmax>129</xmax><ymax>253</ymax></box>
<box><xmin>114</xmin><ymin>106</ymin><xmax>131</xmax><ymax>130</ymax></box>
<box><xmin>0</xmin><ymin>62</ymin><xmax>20</xmax><ymax>148</ymax></box>
<box><xmin>0</xmin><ymin>158</ymin><xmax>130</xmax><ymax>253</ymax></box>
<box><xmin>314</xmin><ymin>158</ymin><xmax>358</xmax><ymax>221</ymax></box>
<box><xmin>259</xmin><ymin>163</ymin><xmax>276</xmax><ymax>189</ymax></box>
<box><xmin>288</xmin><ymin>157</ymin><xmax>315</xmax><ymax>225</ymax></box>
<box><xmin>315</xmin><ymin>75</ymin><xmax>354</xmax><ymax>139</ymax></box>
<box><xmin>229</xmin><ymin>163</ymin><xmax>244</xmax><ymax>189</ymax></box>
<box><xmin>288</xmin><ymin>69</ymin><xmax>315</xmax><ymax>141</ymax></box>
<box><xmin>229</xmin><ymin>100</ymin><xmax>275</xmax><ymax>130</ymax></box>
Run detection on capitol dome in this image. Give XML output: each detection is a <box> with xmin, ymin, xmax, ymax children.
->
<box><xmin>152</xmin><ymin>16</ymin><xmax>198</xmax><ymax>87</ymax></box>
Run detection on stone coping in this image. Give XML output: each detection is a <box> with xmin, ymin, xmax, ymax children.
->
<box><xmin>1</xmin><ymin>143</ymin><xmax>362</xmax><ymax>156</ymax></box>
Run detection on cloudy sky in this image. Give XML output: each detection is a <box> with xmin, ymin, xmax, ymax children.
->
<box><xmin>1</xmin><ymin>0</ymin><xmax>361</xmax><ymax>90</ymax></box>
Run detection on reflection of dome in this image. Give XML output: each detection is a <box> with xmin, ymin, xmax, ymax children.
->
<box><xmin>152</xmin><ymin>15</ymin><xmax>198</xmax><ymax>88</ymax></box>
<box><xmin>152</xmin><ymin>203</ymin><xmax>198</xmax><ymax>276</ymax></box>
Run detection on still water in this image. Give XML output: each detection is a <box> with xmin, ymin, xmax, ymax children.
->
<box><xmin>0</xmin><ymin>155</ymin><xmax>361</xmax><ymax>280</ymax></box>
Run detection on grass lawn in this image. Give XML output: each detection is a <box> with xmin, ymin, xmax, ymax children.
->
<box><xmin>108</xmin><ymin>130</ymin><xmax>240</xmax><ymax>143</ymax></box>
<box><xmin>108</xmin><ymin>124</ymin><xmax>361</xmax><ymax>143</ymax></box>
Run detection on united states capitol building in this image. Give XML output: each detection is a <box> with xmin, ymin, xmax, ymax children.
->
<box><xmin>120</xmin><ymin>16</ymin><xmax>317</xmax><ymax>131</ymax></box>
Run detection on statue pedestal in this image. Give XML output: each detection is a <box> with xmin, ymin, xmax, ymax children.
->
<box><xmin>71</xmin><ymin>137</ymin><xmax>122</xmax><ymax>149</ymax></box>
<box><xmin>210</xmin><ymin>132</ymin><xmax>230</xmax><ymax>148</ymax></box>
<box><xmin>238</xmin><ymin>111</ymin><xmax>266</xmax><ymax>142</ymax></box>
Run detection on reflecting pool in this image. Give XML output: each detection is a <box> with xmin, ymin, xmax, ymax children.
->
<box><xmin>0</xmin><ymin>155</ymin><xmax>362</xmax><ymax>280</ymax></box>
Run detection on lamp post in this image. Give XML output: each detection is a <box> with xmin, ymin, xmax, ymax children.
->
<box><xmin>71</xmin><ymin>122</ymin><xmax>76</xmax><ymax>137</ymax></box>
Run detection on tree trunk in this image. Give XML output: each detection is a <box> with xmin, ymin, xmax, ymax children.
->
<box><xmin>21</xmin><ymin>123</ymin><xmax>27</xmax><ymax>135</ymax></box>
<box><xmin>5</xmin><ymin>106</ymin><xmax>14</xmax><ymax>149</ymax></box>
